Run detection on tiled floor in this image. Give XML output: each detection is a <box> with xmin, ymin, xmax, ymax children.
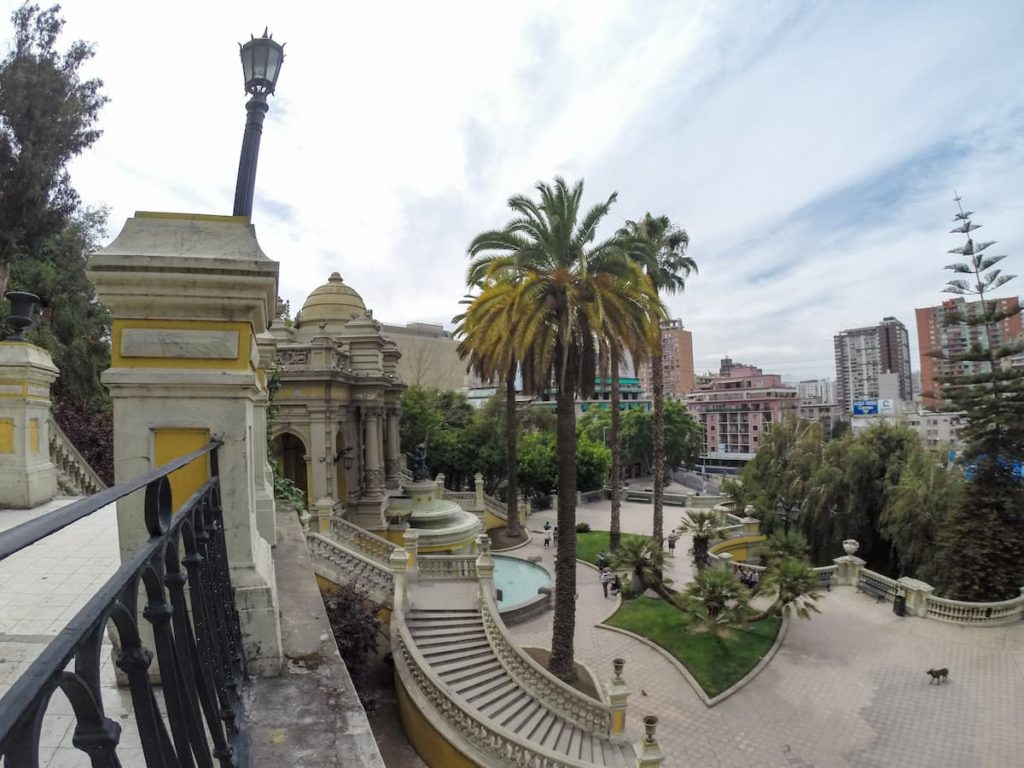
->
<box><xmin>0</xmin><ymin>499</ymin><xmax>142</xmax><ymax>767</ymax></box>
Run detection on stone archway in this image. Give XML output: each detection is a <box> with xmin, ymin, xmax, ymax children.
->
<box><xmin>272</xmin><ymin>432</ymin><xmax>309</xmax><ymax>508</ymax></box>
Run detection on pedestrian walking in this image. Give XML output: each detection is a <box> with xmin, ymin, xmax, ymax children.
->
<box><xmin>600</xmin><ymin>567</ymin><xmax>611</xmax><ymax>598</ymax></box>
<box><xmin>610</xmin><ymin>574</ymin><xmax>622</xmax><ymax>597</ymax></box>
<box><xmin>543</xmin><ymin>521</ymin><xmax>552</xmax><ymax>548</ymax></box>
<box><xmin>667</xmin><ymin>531</ymin><xmax>680</xmax><ymax>556</ymax></box>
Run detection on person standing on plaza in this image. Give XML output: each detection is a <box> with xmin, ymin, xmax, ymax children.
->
<box><xmin>667</xmin><ymin>530</ymin><xmax>680</xmax><ymax>556</ymax></box>
<box><xmin>600</xmin><ymin>567</ymin><xmax>611</xmax><ymax>598</ymax></box>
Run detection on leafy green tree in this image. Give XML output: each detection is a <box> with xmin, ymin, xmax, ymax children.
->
<box><xmin>516</xmin><ymin>431</ymin><xmax>556</xmax><ymax>503</ymax></box>
<box><xmin>575</xmin><ymin>436</ymin><xmax>611</xmax><ymax>492</ymax></box>
<box><xmin>0</xmin><ymin>3</ymin><xmax>108</xmax><ymax>297</ymax></box>
<box><xmin>678</xmin><ymin>510</ymin><xmax>724</xmax><ymax>572</ymax></box>
<box><xmin>617</xmin><ymin>400</ymin><xmax>701</xmax><ymax>477</ymax></box>
<box><xmin>618</xmin><ymin>214</ymin><xmax>696</xmax><ymax>548</ymax></box>
<box><xmin>751</xmin><ymin>557</ymin><xmax>821</xmax><ymax>621</ymax></box>
<box><xmin>464</xmin><ymin>177</ymin><xmax>660</xmax><ymax>681</ymax></box>
<box><xmin>926</xmin><ymin>198</ymin><xmax>1024</xmax><ymax>600</ymax></box>
<box><xmin>682</xmin><ymin>568</ymin><xmax>750</xmax><ymax>636</ymax></box>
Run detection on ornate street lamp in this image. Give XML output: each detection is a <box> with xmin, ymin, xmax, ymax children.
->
<box><xmin>232</xmin><ymin>29</ymin><xmax>285</xmax><ymax>218</ymax></box>
<box><xmin>4</xmin><ymin>291</ymin><xmax>39</xmax><ymax>341</ymax></box>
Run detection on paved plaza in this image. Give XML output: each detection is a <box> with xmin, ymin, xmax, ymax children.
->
<box><xmin>4</xmin><ymin>493</ymin><xmax>1024</xmax><ymax>767</ymax></box>
<box><xmin>514</xmin><ymin>496</ymin><xmax>1024</xmax><ymax>767</ymax></box>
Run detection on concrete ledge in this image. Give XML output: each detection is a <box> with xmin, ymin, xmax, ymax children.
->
<box><xmin>242</xmin><ymin>508</ymin><xmax>384</xmax><ymax>766</ymax></box>
<box><xmin>596</xmin><ymin>611</ymin><xmax>789</xmax><ymax>707</ymax></box>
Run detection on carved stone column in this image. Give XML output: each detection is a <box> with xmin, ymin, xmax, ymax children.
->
<box><xmin>385</xmin><ymin>405</ymin><xmax>402</xmax><ymax>489</ymax></box>
<box><xmin>362</xmin><ymin>406</ymin><xmax>385</xmax><ymax>498</ymax></box>
<box><xmin>345</xmin><ymin>408</ymin><xmax>361</xmax><ymax>506</ymax></box>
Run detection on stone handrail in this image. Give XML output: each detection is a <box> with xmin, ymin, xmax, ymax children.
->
<box><xmin>390</xmin><ymin>570</ymin><xmax>600</xmax><ymax>768</ymax></box>
<box><xmin>329</xmin><ymin>516</ymin><xmax>397</xmax><ymax>565</ymax></box>
<box><xmin>478</xmin><ymin>583</ymin><xmax>614</xmax><ymax>739</ymax></box>
<box><xmin>717</xmin><ymin>525</ymin><xmax>746</xmax><ymax>540</ymax></box>
<box><xmin>483</xmin><ymin>493</ymin><xmax>529</xmax><ymax>522</ymax></box>
<box><xmin>47</xmin><ymin>417</ymin><xmax>106</xmax><ymax>496</ymax></box>
<box><xmin>813</xmin><ymin>564</ymin><xmax>836</xmax><ymax>590</ymax></box>
<box><xmin>925</xmin><ymin>592</ymin><xmax>1024</xmax><ymax>625</ymax></box>
<box><xmin>307</xmin><ymin>533</ymin><xmax>394</xmax><ymax>601</ymax></box>
<box><xmin>417</xmin><ymin>555</ymin><xmax>478</xmax><ymax>580</ymax></box>
<box><xmin>857</xmin><ymin>568</ymin><xmax>901</xmax><ymax>600</ymax></box>
<box><xmin>725</xmin><ymin>513</ymin><xmax>744</xmax><ymax>525</ymax></box>
<box><xmin>444</xmin><ymin>491</ymin><xmax>478</xmax><ymax>506</ymax></box>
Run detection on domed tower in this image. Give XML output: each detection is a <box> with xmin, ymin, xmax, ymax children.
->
<box><xmin>293</xmin><ymin>272</ymin><xmax>367</xmax><ymax>338</ymax></box>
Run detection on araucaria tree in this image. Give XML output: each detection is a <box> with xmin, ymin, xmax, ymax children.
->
<box><xmin>928</xmin><ymin>196</ymin><xmax>1024</xmax><ymax>601</ymax></box>
<box><xmin>618</xmin><ymin>214</ymin><xmax>696</xmax><ymax>548</ymax></box>
<box><xmin>463</xmin><ymin>177</ymin><xmax>660</xmax><ymax>681</ymax></box>
<box><xmin>0</xmin><ymin>3</ymin><xmax>108</xmax><ymax>297</ymax></box>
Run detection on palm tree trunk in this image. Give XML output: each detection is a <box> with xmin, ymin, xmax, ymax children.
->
<box><xmin>504</xmin><ymin>363</ymin><xmax>522</xmax><ymax>537</ymax></box>
<box><xmin>549</xmin><ymin>380</ymin><xmax>578</xmax><ymax>683</ymax></box>
<box><xmin>652</xmin><ymin>333</ymin><xmax>666</xmax><ymax>549</ymax></box>
<box><xmin>609</xmin><ymin>348</ymin><xmax>622</xmax><ymax>552</ymax></box>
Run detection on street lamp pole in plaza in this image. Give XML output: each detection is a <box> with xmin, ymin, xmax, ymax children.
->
<box><xmin>233</xmin><ymin>29</ymin><xmax>285</xmax><ymax>218</ymax></box>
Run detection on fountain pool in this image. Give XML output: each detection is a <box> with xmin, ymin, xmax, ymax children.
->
<box><xmin>493</xmin><ymin>554</ymin><xmax>551</xmax><ymax>609</ymax></box>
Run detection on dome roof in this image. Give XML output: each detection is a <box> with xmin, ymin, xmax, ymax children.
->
<box><xmin>295</xmin><ymin>272</ymin><xmax>367</xmax><ymax>336</ymax></box>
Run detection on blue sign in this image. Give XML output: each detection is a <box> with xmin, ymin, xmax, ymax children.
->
<box><xmin>853</xmin><ymin>400</ymin><xmax>879</xmax><ymax>415</ymax></box>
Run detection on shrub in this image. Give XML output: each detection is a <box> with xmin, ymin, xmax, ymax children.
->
<box><xmin>322</xmin><ymin>582</ymin><xmax>385</xmax><ymax>711</ymax></box>
<box><xmin>575</xmin><ymin>521</ymin><xmax>591</xmax><ymax>533</ymax></box>
<box><xmin>53</xmin><ymin>398</ymin><xmax>113</xmax><ymax>486</ymax></box>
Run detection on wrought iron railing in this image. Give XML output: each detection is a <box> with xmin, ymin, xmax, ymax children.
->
<box><xmin>0</xmin><ymin>440</ymin><xmax>248</xmax><ymax>767</ymax></box>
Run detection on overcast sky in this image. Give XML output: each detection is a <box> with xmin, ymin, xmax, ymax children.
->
<box><xmin>6</xmin><ymin>0</ymin><xmax>1024</xmax><ymax>381</ymax></box>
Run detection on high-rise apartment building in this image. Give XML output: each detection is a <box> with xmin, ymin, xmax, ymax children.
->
<box><xmin>686</xmin><ymin>358</ymin><xmax>797</xmax><ymax>467</ymax></box>
<box><xmin>795</xmin><ymin>378</ymin><xmax>836</xmax><ymax>403</ymax></box>
<box><xmin>638</xmin><ymin>318</ymin><xmax>695</xmax><ymax>398</ymax></box>
<box><xmin>915</xmin><ymin>296</ymin><xmax>1022</xmax><ymax>410</ymax></box>
<box><xmin>833</xmin><ymin>317</ymin><xmax>912</xmax><ymax>414</ymax></box>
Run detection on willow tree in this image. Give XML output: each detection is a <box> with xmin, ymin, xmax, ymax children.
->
<box><xmin>464</xmin><ymin>177</ymin><xmax>660</xmax><ymax>681</ymax></box>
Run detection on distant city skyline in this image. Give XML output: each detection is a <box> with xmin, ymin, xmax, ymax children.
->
<box><xmin>7</xmin><ymin>0</ymin><xmax>1022</xmax><ymax>381</ymax></box>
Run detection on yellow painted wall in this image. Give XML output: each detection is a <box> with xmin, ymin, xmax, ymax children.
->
<box><xmin>384</xmin><ymin>528</ymin><xmax>406</xmax><ymax>546</ymax></box>
<box><xmin>0</xmin><ymin>419</ymin><xmax>13</xmax><ymax>453</ymax></box>
<box><xmin>112</xmin><ymin>318</ymin><xmax>253</xmax><ymax>371</ymax></box>
<box><xmin>396</xmin><ymin>676</ymin><xmax>478</xmax><ymax>768</ymax></box>
<box><xmin>29</xmin><ymin>418</ymin><xmax>39</xmax><ymax>453</ymax></box>
<box><xmin>710</xmin><ymin>535</ymin><xmax>766</xmax><ymax>562</ymax></box>
<box><xmin>483</xmin><ymin>510</ymin><xmax>503</xmax><ymax>531</ymax></box>
<box><xmin>154</xmin><ymin>428</ymin><xmax>211</xmax><ymax>511</ymax></box>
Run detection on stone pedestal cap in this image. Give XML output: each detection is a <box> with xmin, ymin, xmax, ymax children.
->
<box><xmin>0</xmin><ymin>342</ymin><xmax>59</xmax><ymax>384</ymax></box>
<box><xmin>87</xmin><ymin>212</ymin><xmax>279</xmax><ymax>330</ymax></box>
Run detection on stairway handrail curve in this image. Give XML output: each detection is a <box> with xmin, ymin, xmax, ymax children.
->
<box><xmin>307</xmin><ymin>533</ymin><xmax>395</xmax><ymax>597</ymax></box>
<box><xmin>479</xmin><ymin>582</ymin><xmax>614</xmax><ymax>738</ymax></box>
<box><xmin>47</xmin><ymin>416</ymin><xmax>106</xmax><ymax>494</ymax></box>
<box><xmin>329</xmin><ymin>516</ymin><xmax>397</xmax><ymax>564</ymax></box>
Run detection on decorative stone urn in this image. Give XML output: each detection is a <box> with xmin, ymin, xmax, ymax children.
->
<box><xmin>842</xmin><ymin>539</ymin><xmax>860</xmax><ymax>556</ymax></box>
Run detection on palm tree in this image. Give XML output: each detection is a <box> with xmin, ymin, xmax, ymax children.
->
<box><xmin>751</xmin><ymin>557</ymin><xmax>822</xmax><ymax>621</ymax></box>
<box><xmin>683</xmin><ymin>568</ymin><xmax>751</xmax><ymax>636</ymax></box>
<box><xmin>608</xmin><ymin>535</ymin><xmax>673</xmax><ymax>601</ymax></box>
<box><xmin>678</xmin><ymin>509</ymin><xmax>724</xmax><ymax>572</ymax></box>
<box><xmin>608</xmin><ymin>346</ymin><xmax>623</xmax><ymax>552</ymax></box>
<box><xmin>454</xmin><ymin>284</ymin><xmax>524</xmax><ymax>540</ymax></box>
<box><xmin>761</xmin><ymin>530</ymin><xmax>809</xmax><ymax>565</ymax></box>
<box><xmin>465</xmin><ymin>177</ymin><xmax>660</xmax><ymax>682</ymax></box>
<box><xmin>618</xmin><ymin>214</ymin><xmax>696</xmax><ymax>549</ymax></box>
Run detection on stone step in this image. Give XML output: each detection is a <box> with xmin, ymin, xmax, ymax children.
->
<box><xmin>481</xmin><ymin>688</ymin><xmax>529</xmax><ymax>720</ymax></box>
<box><xmin>413</xmin><ymin>630</ymin><xmax>487</xmax><ymax>648</ymax></box>
<box><xmin>420</xmin><ymin>639</ymin><xmax>491</xmax><ymax>662</ymax></box>
<box><xmin>427</xmin><ymin>647</ymin><xmax>494</xmax><ymax>670</ymax></box>
<box><xmin>501</xmin><ymin>697</ymin><xmax>542</xmax><ymax>732</ymax></box>
<box><xmin>435</xmin><ymin>658</ymin><xmax>502</xmax><ymax>685</ymax></box>
<box><xmin>466</xmin><ymin>679</ymin><xmax>520</xmax><ymax>711</ymax></box>
<box><xmin>523</xmin><ymin>708</ymin><xmax>555</xmax><ymax>743</ymax></box>
<box><xmin>406</xmin><ymin>618</ymin><xmax>484</xmax><ymax>631</ymax></box>
<box><xmin>448</xmin><ymin>667</ymin><xmax>508</xmax><ymax>696</ymax></box>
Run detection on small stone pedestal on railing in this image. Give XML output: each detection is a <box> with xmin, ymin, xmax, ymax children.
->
<box><xmin>403</xmin><ymin>529</ymin><xmax>420</xmax><ymax>575</ymax></box>
<box><xmin>833</xmin><ymin>539</ymin><xmax>866</xmax><ymax>587</ymax></box>
<box><xmin>390</xmin><ymin>546</ymin><xmax>410</xmax><ymax>614</ymax></box>
<box><xmin>0</xmin><ymin>339</ymin><xmax>58</xmax><ymax>508</ymax></box>
<box><xmin>897</xmin><ymin>577</ymin><xmax>935</xmax><ymax>617</ymax></box>
<box><xmin>608</xmin><ymin>658</ymin><xmax>630</xmax><ymax>743</ymax></box>
<box><xmin>635</xmin><ymin>715</ymin><xmax>665</xmax><ymax>767</ymax></box>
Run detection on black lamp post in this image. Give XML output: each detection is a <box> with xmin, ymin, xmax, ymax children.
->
<box><xmin>4</xmin><ymin>292</ymin><xmax>39</xmax><ymax>341</ymax></box>
<box><xmin>232</xmin><ymin>29</ymin><xmax>285</xmax><ymax>218</ymax></box>
<box><xmin>776</xmin><ymin>495</ymin><xmax>800</xmax><ymax>535</ymax></box>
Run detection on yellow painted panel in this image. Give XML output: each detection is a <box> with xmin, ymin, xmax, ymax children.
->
<box><xmin>396</xmin><ymin>677</ymin><xmax>477</xmax><ymax>768</ymax></box>
<box><xmin>0</xmin><ymin>419</ymin><xmax>13</xmax><ymax>453</ymax></box>
<box><xmin>111</xmin><ymin>319</ymin><xmax>253</xmax><ymax>371</ymax></box>
<box><xmin>483</xmin><ymin>510</ymin><xmax>503</xmax><ymax>530</ymax></box>
<box><xmin>383</xmin><ymin>528</ymin><xmax>406</xmax><ymax>546</ymax></box>
<box><xmin>154</xmin><ymin>428</ymin><xmax>211</xmax><ymax>511</ymax></box>
<box><xmin>418</xmin><ymin>538</ymin><xmax>477</xmax><ymax>554</ymax></box>
<box><xmin>29</xmin><ymin>419</ymin><xmax>39</xmax><ymax>453</ymax></box>
<box><xmin>612</xmin><ymin>709</ymin><xmax>624</xmax><ymax>734</ymax></box>
<box><xmin>135</xmin><ymin>211</ymin><xmax>249</xmax><ymax>224</ymax></box>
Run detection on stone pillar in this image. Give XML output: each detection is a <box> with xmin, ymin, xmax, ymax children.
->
<box><xmin>0</xmin><ymin>342</ymin><xmax>58</xmax><ymax>507</ymax></box>
<box><xmin>635</xmin><ymin>715</ymin><xmax>665</xmax><ymax>767</ymax></box>
<box><xmin>474</xmin><ymin>472</ymin><xmax>485</xmax><ymax>511</ymax></box>
<box><xmin>717</xmin><ymin>552</ymin><xmax>734</xmax><ymax>572</ymax></box>
<box><xmin>344</xmin><ymin>408</ymin><xmax>361</xmax><ymax>506</ymax></box>
<box><xmin>476</xmin><ymin>533</ymin><xmax>494</xmax><ymax>604</ymax></box>
<box><xmin>435</xmin><ymin>473</ymin><xmax>445</xmax><ymax>501</ymax></box>
<box><xmin>253</xmin><ymin>331</ymin><xmax>277</xmax><ymax>545</ymax></box>
<box><xmin>88</xmin><ymin>212</ymin><xmax>283</xmax><ymax>677</ymax></box>
<box><xmin>897</xmin><ymin>577</ymin><xmax>935</xmax><ymax>617</ymax></box>
<box><xmin>362</xmin><ymin>407</ymin><xmax>384</xmax><ymax>498</ymax></box>
<box><xmin>403</xmin><ymin>529</ymin><xmax>420</xmax><ymax>575</ymax></box>
<box><xmin>833</xmin><ymin>539</ymin><xmax>865</xmax><ymax>587</ymax></box>
<box><xmin>385</xmin><ymin>406</ymin><xmax>401</xmax><ymax>489</ymax></box>
<box><xmin>390</xmin><ymin>546</ymin><xmax>410</xmax><ymax>615</ymax></box>
<box><xmin>740</xmin><ymin>507</ymin><xmax>760</xmax><ymax>535</ymax></box>
<box><xmin>608</xmin><ymin>658</ymin><xmax>630</xmax><ymax>743</ymax></box>
<box><xmin>309</xmin><ymin>407</ymin><xmax>334</xmax><ymax>534</ymax></box>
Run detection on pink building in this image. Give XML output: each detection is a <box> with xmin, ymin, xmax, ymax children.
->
<box><xmin>686</xmin><ymin>357</ymin><xmax>797</xmax><ymax>468</ymax></box>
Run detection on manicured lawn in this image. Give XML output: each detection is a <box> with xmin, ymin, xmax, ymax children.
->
<box><xmin>575</xmin><ymin>530</ymin><xmax>653</xmax><ymax>566</ymax></box>
<box><xmin>604</xmin><ymin>596</ymin><xmax>781</xmax><ymax>698</ymax></box>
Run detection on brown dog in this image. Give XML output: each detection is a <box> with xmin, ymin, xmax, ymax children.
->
<box><xmin>927</xmin><ymin>668</ymin><xmax>949</xmax><ymax>684</ymax></box>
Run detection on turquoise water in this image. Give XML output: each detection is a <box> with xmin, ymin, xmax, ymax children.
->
<box><xmin>493</xmin><ymin>555</ymin><xmax>552</xmax><ymax>608</ymax></box>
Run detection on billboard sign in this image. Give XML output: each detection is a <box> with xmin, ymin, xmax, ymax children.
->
<box><xmin>852</xmin><ymin>399</ymin><xmax>879</xmax><ymax>415</ymax></box>
<box><xmin>879</xmin><ymin>398</ymin><xmax>895</xmax><ymax>415</ymax></box>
